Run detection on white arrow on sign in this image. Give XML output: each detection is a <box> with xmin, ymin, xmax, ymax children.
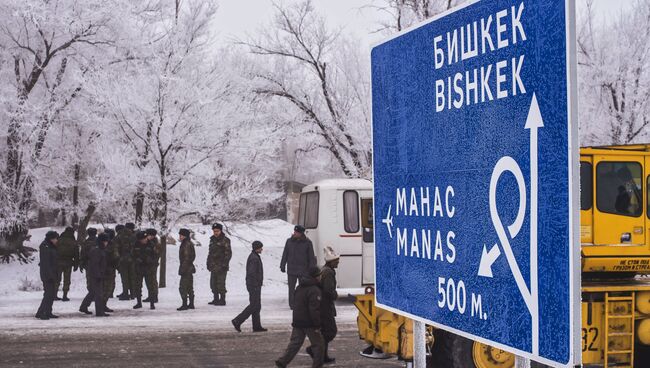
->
<box><xmin>480</xmin><ymin>94</ymin><xmax>543</xmax><ymax>354</ymax></box>
<box><xmin>478</xmin><ymin>243</ymin><xmax>502</xmax><ymax>278</ymax></box>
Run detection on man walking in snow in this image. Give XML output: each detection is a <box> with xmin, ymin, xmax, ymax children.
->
<box><xmin>275</xmin><ymin>266</ymin><xmax>324</xmax><ymax>368</ymax></box>
<box><xmin>79</xmin><ymin>233</ymin><xmax>110</xmax><ymax>317</ymax></box>
<box><xmin>280</xmin><ymin>225</ymin><xmax>316</xmax><ymax>309</ymax></box>
<box><xmin>55</xmin><ymin>227</ymin><xmax>78</xmax><ymax>302</ymax></box>
<box><xmin>36</xmin><ymin>231</ymin><xmax>59</xmax><ymax>320</ymax></box>
<box><xmin>177</xmin><ymin>228</ymin><xmax>196</xmax><ymax>311</ymax></box>
<box><xmin>308</xmin><ymin>246</ymin><xmax>340</xmax><ymax>364</ymax></box>
<box><xmin>102</xmin><ymin>228</ymin><xmax>119</xmax><ymax>313</ymax></box>
<box><xmin>207</xmin><ymin>223</ymin><xmax>232</xmax><ymax>306</ymax></box>
<box><xmin>232</xmin><ymin>240</ymin><xmax>266</xmax><ymax>332</ymax></box>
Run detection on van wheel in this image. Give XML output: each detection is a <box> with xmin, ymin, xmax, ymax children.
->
<box><xmin>429</xmin><ymin>330</ymin><xmax>514</xmax><ymax>368</ymax></box>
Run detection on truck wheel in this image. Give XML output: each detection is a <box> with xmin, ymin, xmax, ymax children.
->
<box><xmin>430</xmin><ymin>330</ymin><xmax>514</xmax><ymax>368</ymax></box>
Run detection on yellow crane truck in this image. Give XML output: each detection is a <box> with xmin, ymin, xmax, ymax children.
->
<box><xmin>353</xmin><ymin>145</ymin><xmax>650</xmax><ymax>367</ymax></box>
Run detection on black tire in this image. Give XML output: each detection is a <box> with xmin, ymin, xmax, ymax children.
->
<box><xmin>429</xmin><ymin>329</ymin><xmax>476</xmax><ymax>368</ymax></box>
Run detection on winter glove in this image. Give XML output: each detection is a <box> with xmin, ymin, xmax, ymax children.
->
<box><xmin>280</xmin><ymin>266</ymin><xmax>286</xmax><ymax>273</ymax></box>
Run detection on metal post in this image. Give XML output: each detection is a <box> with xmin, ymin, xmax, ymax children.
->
<box><xmin>413</xmin><ymin>320</ymin><xmax>427</xmax><ymax>368</ymax></box>
<box><xmin>515</xmin><ymin>356</ymin><xmax>531</xmax><ymax>368</ymax></box>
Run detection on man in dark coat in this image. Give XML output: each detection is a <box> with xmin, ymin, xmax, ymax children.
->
<box><xmin>102</xmin><ymin>228</ymin><xmax>119</xmax><ymax>313</ymax></box>
<box><xmin>307</xmin><ymin>246</ymin><xmax>339</xmax><ymax>363</ymax></box>
<box><xmin>79</xmin><ymin>227</ymin><xmax>98</xmax><ymax>292</ymax></box>
<box><xmin>143</xmin><ymin>228</ymin><xmax>160</xmax><ymax>303</ymax></box>
<box><xmin>36</xmin><ymin>231</ymin><xmax>59</xmax><ymax>320</ymax></box>
<box><xmin>55</xmin><ymin>227</ymin><xmax>79</xmax><ymax>301</ymax></box>
<box><xmin>280</xmin><ymin>225</ymin><xmax>316</xmax><ymax>309</ymax></box>
<box><xmin>232</xmin><ymin>241</ymin><xmax>266</xmax><ymax>332</ymax></box>
<box><xmin>177</xmin><ymin>228</ymin><xmax>196</xmax><ymax>311</ymax></box>
<box><xmin>207</xmin><ymin>223</ymin><xmax>232</xmax><ymax>306</ymax></box>
<box><xmin>275</xmin><ymin>266</ymin><xmax>324</xmax><ymax>368</ymax></box>
<box><xmin>79</xmin><ymin>233</ymin><xmax>110</xmax><ymax>317</ymax></box>
<box><xmin>115</xmin><ymin>222</ymin><xmax>137</xmax><ymax>300</ymax></box>
<box><xmin>132</xmin><ymin>231</ymin><xmax>157</xmax><ymax>310</ymax></box>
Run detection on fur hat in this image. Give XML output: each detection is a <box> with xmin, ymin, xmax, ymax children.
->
<box><xmin>115</xmin><ymin>224</ymin><xmax>125</xmax><ymax>232</ymax></box>
<box><xmin>145</xmin><ymin>228</ymin><xmax>157</xmax><ymax>236</ymax></box>
<box><xmin>294</xmin><ymin>225</ymin><xmax>305</xmax><ymax>234</ymax></box>
<box><xmin>86</xmin><ymin>228</ymin><xmax>98</xmax><ymax>237</ymax></box>
<box><xmin>324</xmin><ymin>246</ymin><xmax>340</xmax><ymax>262</ymax></box>
<box><xmin>252</xmin><ymin>240</ymin><xmax>263</xmax><ymax>250</ymax></box>
<box><xmin>98</xmin><ymin>233</ymin><xmax>110</xmax><ymax>243</ymax></box>
<box><xmin>212</xmin><ymin>223</ymin><xmax>223</xmax><ymax>231</ymax></box>
<box><xmin>125</xmin><ymin>222</ymin><xmax>136</xmax><ymax>230</ymax></box>
<box><xmin>179</xmin><ymin>228</ymin><xmax>191</xmax><ymax>238</ymax></box>
<box><xmin>307</xmin><ymin>266</ymin><xmax>322</xmax><ymax>278</ymax></box>
<box><xmin>45</xmin><ymin>231</ymin><xmax>59</xmax><ymax>241</ymax></box>
<box><xmin>136</xmin><ymin>231</ymin><xmax>147</xmax><ymax>241</ymax></box>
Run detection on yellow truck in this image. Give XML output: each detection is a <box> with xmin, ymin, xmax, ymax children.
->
<box><xmin>335</xmin><ymin>145</ymin><xmax>650</xmax><ymax>367</ymax></box>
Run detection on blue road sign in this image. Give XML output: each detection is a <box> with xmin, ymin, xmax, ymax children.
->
<box><xmin>371</xmin><ymin>0</ymin><xmax>579</xmax><ymax>366</ymax></box>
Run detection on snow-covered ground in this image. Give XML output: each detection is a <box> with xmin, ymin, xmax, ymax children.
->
<box><xmin>0</xmin><ymin>220</ymin><xmax>359</xmax><ymax>335</ymax></box>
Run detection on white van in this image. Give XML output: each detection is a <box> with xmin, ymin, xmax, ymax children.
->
<box><xmin>296</xmin><ymin>179</ymin><xmax>375</xmax><ymax>288</ymax></box>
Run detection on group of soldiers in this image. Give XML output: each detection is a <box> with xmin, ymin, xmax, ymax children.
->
<box><xmin>36</xmin><ymin>222</ymin><xmax>340</xmax><ymax>367</ymax></box>
<box><xmin>36</xmin><ymin>222</ymin><xmax>163</xmax><ymax>318</ymax></box>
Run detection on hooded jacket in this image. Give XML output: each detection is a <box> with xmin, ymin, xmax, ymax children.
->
<box><xmin>280</xmin><ymin>234</ymin><xmax>316</xmax><ymax>276</ymax></box>
<box><xmin>39</xmin><ymin>240</ymin><xmax>58</xmax><ymax>282</ymax></box>
<box><xmin>291</xmin><ymin>277</ymin><xmax>322</xmax><ymax>329</ymax></box>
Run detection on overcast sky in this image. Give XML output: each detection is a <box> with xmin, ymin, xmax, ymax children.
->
<box><xmin>213</xmin><ymin>0</ymin><xmax>633</xmax><ymax>49</ymax></box>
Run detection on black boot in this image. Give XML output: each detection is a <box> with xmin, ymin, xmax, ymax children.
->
<box><xmin>54</xmin><ymin>293</ymin><xmax>62</xmax><ymax>301</ymax></box>
<box><xmin>105</xmin><ymin>305</ymin><xmax>115</xmax><ymax>313</ymax></box>
<box><xmin>79</xmin><ymin>307</ymin><xmax>92</xmax><ymax>315</ymax></box>
<box><xmin>133</xmin><ymin>296</ymin><xmax>142</xmax><ymax>309</ymax></box>
<box><xmin>208</xmin><ymin>293</ymin><xmax>218</xmax><ymax>305</ymax></box>
<box><xmin>150</xmin><ymin>301</ymin><xmax>155</xmax><ymax>310</ymax></box>
<box><xmin>217</xmin><ymin>293</ymin><xmax>226</xmax><ymax>306</ymax></box>
<box><xmin>143</xmin><ymin>296</ymin><xmax>151</xmax><ymax>302</ymax></box>
<box><xmin>188</xmin><ymin>295</ymin><xmax>195</xmax><ymax>309</ymax></box>
<box><xmin>177</xmin><ymin>297</ymin><xmax>188</xmax><ymax>311</ymax></box>
<box><xmin>61</xmin><ymin>291</ymin><xmax>70</xmax><ymax>302</ymax></box>
<box><xmin>119</xmin><ymin>293</ymin><xmax>130</xmax><ymax>301</ymax></box>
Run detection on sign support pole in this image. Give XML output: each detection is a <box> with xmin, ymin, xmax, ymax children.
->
<box><xmin>515</xmin><ymin>356</ymin><xmax>531</xmax><ymax>368</ymax></box>
<box><xmin>413</xmin><ymin>321</ymin><xmax>426</xmax><ymax>368</ymax></box>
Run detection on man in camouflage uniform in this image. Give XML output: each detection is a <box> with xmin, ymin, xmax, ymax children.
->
<box><xmin>116</xmin><ymin>222</ymin><xmax>137</xmax><ymax>300</ymax></box>
<box><xmin>55</xmin><ymin>227</ymin><xmax>79</xmax><ymax>302</ymax></box>
<box><xmin>102</xmin><ymin>228</ymin><xmax>120</xmax><ymax>313</ymax></box>
<box><xmin>143</xmin><ymin>228</ymin><xmax>160</xmax><ymax>303</ymax></box>
<box><xmin>132</xmin><ymin>231</ymin><xmax>158</xmax><ymax>310</ymax></box>
<box><xmin>177</xmin><ymin>228</ymin><xmax>196</xmax><ymax>311</ymax></box>
<box><xmin>207</xmin><ymin>223</ymin><xmax>232</xmax><ymax>306</ymax></box>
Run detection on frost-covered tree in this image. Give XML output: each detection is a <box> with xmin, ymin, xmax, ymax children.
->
<box><xmin>0</xmin><ymin>0</ymin><xmax>123</xmax><ymax>260</ymax></box>
<box><xmin>578</xmin><ymin>0</ymin><xmax>650</xmax><ymax>146</ymax></box>
<box><xmin>368</xmin><ymin>0</ymin><xmax>467</xmax><ymax>33</ymax></box>
<box><xmin>243</xmin><ymin>0</ymin><xmax>372</xmax><ymax>179</ymax></box>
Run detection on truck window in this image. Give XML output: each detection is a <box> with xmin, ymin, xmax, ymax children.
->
<box><xmin>298</xmin><ymin>192</ymin><xmax>319</xmax><ymax>229</ymax></box>
<box><xmin>343</xmin><ymin>190</ymin><xmax>360</xmax><ymax>233</ymax></box>
<box><xmin>580</xmin><ymin>162</ymin><xmax>592</xmax><ymax>210</ymax></box>
<box><xmin>361</xmin><ymin>199</ymin><xmax>374</xmax><ymax>243</ymax></box>
<box><xmin>596</xmin><ymin>161</ymin><xmax>642</xmax><ymax>217</ymax></box>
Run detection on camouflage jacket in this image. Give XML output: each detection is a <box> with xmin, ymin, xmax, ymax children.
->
<box><xmin>178</xmin><ymin>238</ymin><xmax>196</xmax><ymax>276</ymax></box>
<box><xmin>56</xmin><ymin>231</ymin><xmax>79</xmax><ymax>268</ymax></box>
<box><xmin>133</xmin><ymin>242</ymin><xmax>157</xmax><ymax>274</ymax></box>
<box><xmin>207</xmin><ymin>234</ymin><xmax>232</xmax><ymax>272</ymax></box>
<box><xmin>114</xmin><ymin>229</ymin><xmax>136</xmax><ymax>263</ymax></box>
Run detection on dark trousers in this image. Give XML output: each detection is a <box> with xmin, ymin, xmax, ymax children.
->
<box><xmin>56</xmin><ymin>265</ymin><xmax>72</xmax><ymax>293</ymax></box>
<box><xmin>81</xmin><ymin>276</ymin><xmax>105</xmax><ymax>316</ymax></box>
<box><xmin>233</xmin><ymin>286</ymin><xmax>262</xmax><ymax>329</ymax></box>
<box><xmin>277</xmin><ymin>327</ymin><xmax>324</xmax><ymax>368</ymax></box>
<box><xmin>36</xmin><ymin>280</ymin><xmax>56</xmax><ymax>317</ymax></box>
<box><xmin>287</xmin><ymin>274</ymin><xmax>298</xmax><ymax>309</ymax></box>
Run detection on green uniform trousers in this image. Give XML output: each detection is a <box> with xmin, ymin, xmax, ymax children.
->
<box><xmin>179</xmin><ymin>274</ymin><xmax>194</xmax><ymax>299</ymax></box>
<box><xmin>210</xmin><ymin>270</ymin><xmax>228</xmax><ymax>294</ymax></box>
<box><xmin>56</xmin><ymin>265</ymin><xmax>72</xmax><ymax>293</ymax></box>
<box><xmin>119</xmin><ymin>261</ymin><xmax>136</xmax><ymax>295</ymax></box>
<box><xmin>147</xmin><ymin>267</ymin><xmax>159</xmax><ymax>298</ymax></box>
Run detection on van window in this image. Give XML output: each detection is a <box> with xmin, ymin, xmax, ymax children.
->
<box><xmin>298</xmin><ymin>192</ymin><xmax>319</xmax><ymax>229</ymax></box>
<box><xmin>580</xmin><ymin>162</ymin><xmax>593</xmax><ymax>210</ymax></box>
<box><xmin>361</xmin><ymin>198</ymin><xmax>374</xmax><ymax>243</ymax></box>
<box><xmin>343</xmin><ymin>191</ymin><xmax>360</xmax><ymax>233</ymax></box>
<box><xmin>596</xmin><ymin>161</ymin><xmax>642</xmax><ymax>217</ymax></box>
